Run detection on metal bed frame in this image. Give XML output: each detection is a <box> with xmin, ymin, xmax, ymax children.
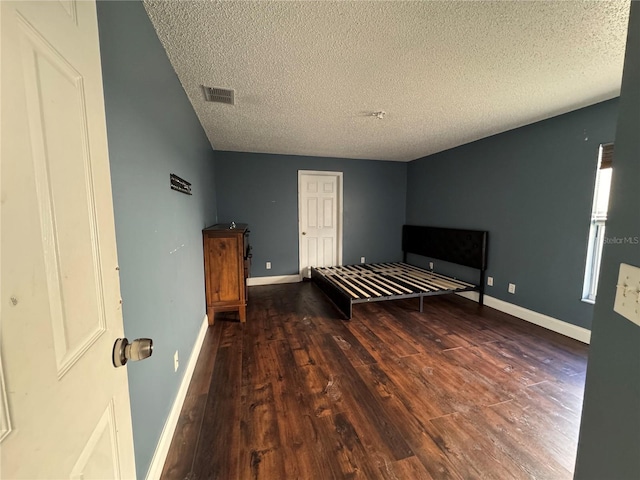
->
<box><xmin>311</xmin><ymin>225</ymin><xmax>488</xmax><ymax>319</ymax></box>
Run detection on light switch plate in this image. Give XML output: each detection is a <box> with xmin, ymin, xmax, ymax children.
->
<box><xmin>613</xmin><ymin>263</ymin><xmax>640</xmax><ymax>327</ymax></box>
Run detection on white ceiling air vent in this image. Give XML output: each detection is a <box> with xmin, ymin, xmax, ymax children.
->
<box><xmin>202</xmin><ymin>86</ymin><xmax>235</xmax><ymax>105</ymax></box>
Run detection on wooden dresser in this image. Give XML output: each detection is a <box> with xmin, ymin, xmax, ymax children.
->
<box><xmin>203</xmin><ymin>223</ymin><xmax>251</xmax><ymax>324</ymax></box>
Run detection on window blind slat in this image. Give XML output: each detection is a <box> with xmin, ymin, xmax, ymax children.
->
<box><xmin>600</xmin><ymin>143</ymin><xmax>614</xmax><ymax>169</ymax></box>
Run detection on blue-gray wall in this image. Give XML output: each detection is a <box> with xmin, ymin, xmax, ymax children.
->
<box><xmin>96</xmin><ymin>2</ymin><xmax>217</xmax><ymax>478</ymax></box>
<box><xmin>215</xmin><ymin>151</ymin><xmax>407</xmax><ymax>277</ymax></box>
<box><xmin>406</xmin><ymin>99</ymin><xmax>619</xmax><ymax>330</ymax></box>
<box><xmin>575</xmin><ymin>2</ymin><xmax>640</xmax><ymax>477</ymax></box>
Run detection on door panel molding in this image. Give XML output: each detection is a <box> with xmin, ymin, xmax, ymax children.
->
<box><xmin>18</xmin><ymin>12</ymin><xmax>106</xmax><ymax>378</ymax></box>
<box><xmin>57</xmin><ymin>0</ymin><xmax>78</xmax><ymax>24</ymax></box>
<box><xmin>70</xmin><ymin>399</ymin><xmax>121</xmax><ymax>480</ymax></box>
<box><xmin>0</xmin><ymin>358</ymin><xmax>12</xmax><ymax>443</ymax></box>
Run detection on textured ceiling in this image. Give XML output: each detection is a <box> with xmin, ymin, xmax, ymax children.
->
<box><xmin>143</xmin><ymin>1</ymin><xmax>630</xmax><ymax>162</ymax></box>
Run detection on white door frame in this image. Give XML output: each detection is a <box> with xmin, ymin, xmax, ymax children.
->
<box><xmin>298</xmin><ymin>170</ymin><xmax>343</xmax><ymax>277</ymax></box>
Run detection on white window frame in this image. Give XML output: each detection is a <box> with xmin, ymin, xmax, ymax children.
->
<box><xmin>582</xmin><ymin>219</ymin><xmax>606</xmax><ymax>303</ymax></box>
<box><xmin>581</xmin><ymin>144</ymin><xmax>613</xmax><ymax>303</ymax></box>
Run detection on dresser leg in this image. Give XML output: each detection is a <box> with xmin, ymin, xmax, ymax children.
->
<box><xmin>207</xmin><ymin>307</ymin><xmax>215</xmax><ymax>326</ymax></box>
<box><xmin>239</xmin><ymin>305</ymin><xmax>246</xmax><ymax>323</ymax></box>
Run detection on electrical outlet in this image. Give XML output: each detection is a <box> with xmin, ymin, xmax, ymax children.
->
<box><xmin>487</xmin><ymin>276</ymin><xmax>494</xmax><ymax>286</ymax></box>
<box><xmin>361</xmin><ymin>256</ymin><xmax>365</xmax><ymax>263</ymax></box>
<box><xmin>174</xmin><ymin>350</ymin><xmax>179</xmax><ymax>372</ymax></box>
<box><xmin>429</xmin><ymin>262</ymin><xmax>434</xmax><ymax>270</ymax></box>
<box><xmin>508</xmin><ymin>283</ymin><xmax>516</xmax><ymax>294</ymax></box>
<box><xmin>266</xmin><ymin>261</ymin><xmax>271</xmax><ymax>270</ymax></box>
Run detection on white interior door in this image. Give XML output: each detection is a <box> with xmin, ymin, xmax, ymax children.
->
<box><xmin>1</xmin><ymin>1</ymin><xmax>136</xmax><ymax>478</ymax></box>
<box><xmin>298</xmin><ymin>171</ymin><xmax>343</xmax><ymax>277</ymax></box>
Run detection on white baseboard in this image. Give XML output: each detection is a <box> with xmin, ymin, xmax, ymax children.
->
<box><xmin>247</xmin><ymin>274</ymin><xmax>301</xmax><ymax>286</ymax></box>
<box><xmin>145</xmin><ymin>315</ymin><xmax>209</xmax><ymax>480</ymax></box>
<box><xmin>457</xmin><ymin>291</ymin><xmax>591</xmax><ymax>344</ymax></box>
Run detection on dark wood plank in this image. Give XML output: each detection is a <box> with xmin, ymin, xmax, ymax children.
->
<box><xmin>329</xmin><ymin>326</ymin><xmax>378</xmax><ymax>367</ymax></box>
<box><xmin>191</xmin><ymin>324</ymin><xmax>243</xmax><ymax>480</ymax></box>
<box><xmin>353</xmin><ymin>363</ymin><xmax>464</xmax><ymax>479</ymax></box>
<box><xmin>377</xmin><ymin>301</ymin><xmax>474</xmax><ymax>352</ymax></box>
<box><xmin>160</xmin><ymin>394</ymin><xmax>207</xmax><ymax>480</ymax></box>
<box><xmin>160</xmin><ymin>327</ymin><xmax>222</xmax><ymax>479</ymax></box>
<box><xmin>461</xmin><ymin>343</ymin><xmax>543</xmax><ymax>388</ymax></box>
<box><xmin>488</xmin><ymin>393</ymin><xmax>580</xmax><ymax>473</ymax></box>
<box><xmin>238</xmin><ymin>382</ymin><xmax>285</xmax><ymax>480</ymax></box>
<box><xmin>474</xmin><ymin>340</ymin><xmax>554</xmax><ymax>385</ymax></box>
<box><xmin>315</xmin><ymin>412</ymin><xmax>386</xmax><ymax>479</ymax></box>
<box><xmin>258</xmin><ymin>339</ymin><xmax>337</xmax><ymax>479</ymax></box>
<box><xmin>426</xmin><ymin>411</ymin><xmax>532</xmax><ymax>479</ymax></box>
<box><xmin>469</xmin><ymin>402</ymin><xmax>572</xmax><ymax>478</ymax></box>
<box><xmin>351</xmin><ymin>304</ymin><xmax>420</xmax><ymax>359</ymax></box>
<box><xmin>441</xmin><ymin>345</ymin><xmax>525</xmax><ymax>397</ymax></box>
<box><xmin>161</xmin><ymin>283</ymin><xmax>588</xmax><ymax>480</ymax></box>
<box><xmin>379</xmin><ymin>455</ymin><xmax>435</xmax><ymax>480</ymax></box>
<box><xmin>317</xmin><ymin>333</ymin><xmax>415</xmax><ymax>462</ymax></box>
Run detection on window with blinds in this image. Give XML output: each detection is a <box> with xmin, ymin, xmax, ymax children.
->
<box><xmin>582</xmin><ymin>143</ymin><xmax>614</xmax><ymax>303</ymax></box>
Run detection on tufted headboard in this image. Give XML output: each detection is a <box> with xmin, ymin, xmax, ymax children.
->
<box><xmin>402</xmin><ymin>225</ymin><xmax>488</xmax><ymax>271</ymax></box>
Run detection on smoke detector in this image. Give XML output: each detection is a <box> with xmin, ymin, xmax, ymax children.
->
<box><xmin>372</xmin><ymin>111</ymin><xmax>386</xmax><ymax>119</ymax></box>
<box><xmin>202</xmin><ymin>86</ymin><xmax>235</xmax><ymax>105</ymax></box>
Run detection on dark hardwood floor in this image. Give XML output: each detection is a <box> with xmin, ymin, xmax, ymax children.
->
<box><xmin>161</xmin><ymin>282</ymin><xmax>588</xmax><ymax>480</ymax></box>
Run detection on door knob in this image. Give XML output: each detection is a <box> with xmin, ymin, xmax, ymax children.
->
<box><xmin>112</xmin><ymin>337</ymin><xmax>153</xmax><ymax>368</ymax></box>
<box><xmin>302</xmin><ymin>232</ymin><xmax>307</xmax><ymax>235</ymax></box>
